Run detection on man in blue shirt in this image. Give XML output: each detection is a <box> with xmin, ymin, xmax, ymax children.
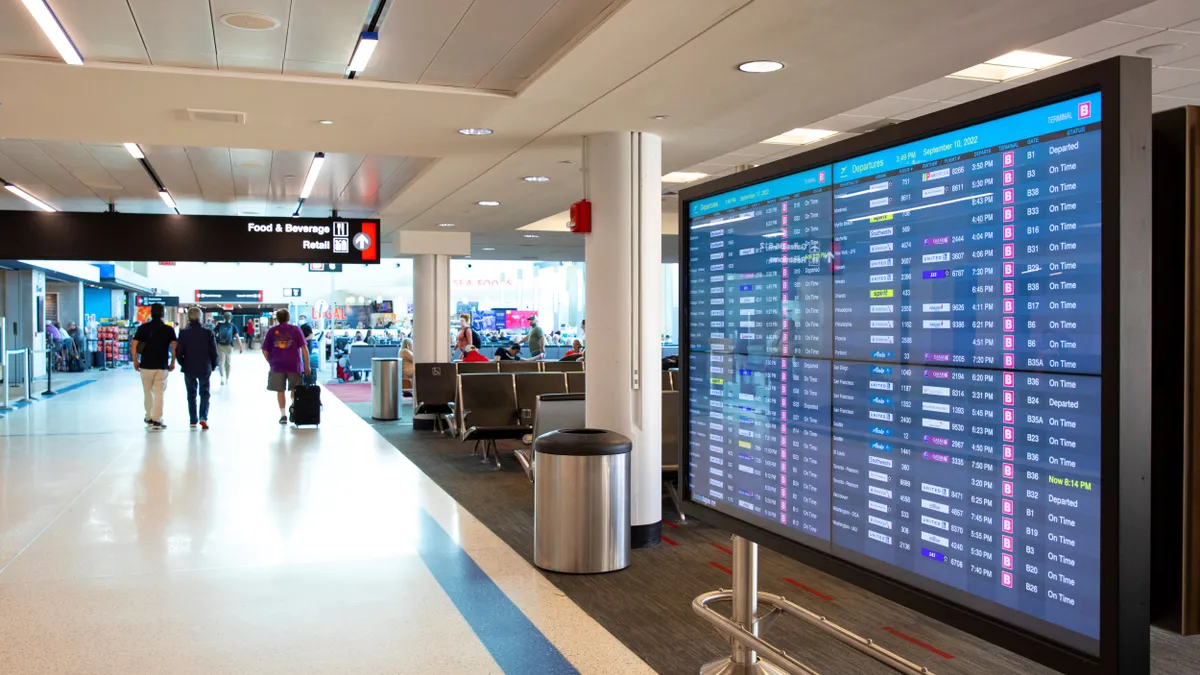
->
<box><xmin>175</xmin><ymin>307</ymin><xmax>218</xmax><ymax>430</ymax></box>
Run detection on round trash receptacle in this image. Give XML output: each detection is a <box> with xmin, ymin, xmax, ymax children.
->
<box><xmin>533</xmin><ymin>428</ymin><xmax>631</xmax><ymax>573</ymax></box>
<box><xmin>371</xmin><ymin>358</ymin><xmax>400</xmax><ymax>421</ymax></box>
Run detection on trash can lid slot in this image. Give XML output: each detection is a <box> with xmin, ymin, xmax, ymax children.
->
<box><xmin>533</xmin><ymin>428</ymin><xmax>632</xmax><ymax>456</ymax></box>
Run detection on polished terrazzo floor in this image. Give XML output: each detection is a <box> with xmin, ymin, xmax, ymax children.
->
<box><xmin>0</xmin><ymin>356</ymin><xmax>653</xmax><ymax>675</ymax></box>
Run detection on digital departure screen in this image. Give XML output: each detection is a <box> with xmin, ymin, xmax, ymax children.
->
<box><xmin>685</xmin><ymin>93</ymin><xmax>1102</xmax><ymax>654</ymax></box>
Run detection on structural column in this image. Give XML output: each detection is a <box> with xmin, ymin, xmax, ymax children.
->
<box><xmin>412</xmin><ymin>253</ymin><xmax>451</xmax><ymax>363</ymax></box>
<box><xmin>584</xmin><ymin>131</ymin><xmax>663</xmax><ymax>548</ymax></box>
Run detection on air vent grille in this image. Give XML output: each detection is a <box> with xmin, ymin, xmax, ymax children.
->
<box><xmin>186</xmin><ymin>109</ymin><xmax>247</xmax><ymax>124</ymax></box>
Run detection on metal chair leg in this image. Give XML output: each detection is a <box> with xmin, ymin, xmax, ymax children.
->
<box><xmin>472</xmin><ymin>439</ymin><xmax>480</xmax><ymax>455</ymax></box>
<box><xmin>666</xmin><ymin>480</ymin><xmax>687</xmax><ymax>522</ymax></box>
<box><xmin>492</xmin><ymin>440</ymin><xmax>502</xmax><ymax>470</ymax></box>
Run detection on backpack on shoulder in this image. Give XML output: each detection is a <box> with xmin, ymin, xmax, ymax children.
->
<box><xmin>216</xmin><ymin>322</ymin><xmax>235</xmax><ymax>346</ymax></box>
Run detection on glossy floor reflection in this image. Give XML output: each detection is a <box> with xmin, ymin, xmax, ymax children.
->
<box><xmin>0</xmin><ymin>355</ymin><xmax>652</xmax><ymax>675</ymax></box>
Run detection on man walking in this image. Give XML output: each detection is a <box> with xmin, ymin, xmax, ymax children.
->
<box><xmin>176</xmin><ymin>307</ymin><xmax>218</xmax><ymax>430</ymax></box>
<box><xmin>262</xmin><ymin>308</ymin><xmax>311</xmax><ymax>425</ymax></box>
<box><xmin>214</xmin><ymin>312</ymin><xmax>243</xmax><ymax>385</ymax></box>
<box><xmin>521</xmin><ymin>316</ymin><xmax>546</xmax><ymax>361</ymax></box>
<box><xmin>131</xmin><ymin>303</ymin><xmax>177</xmax><ymax>431</ymax></box>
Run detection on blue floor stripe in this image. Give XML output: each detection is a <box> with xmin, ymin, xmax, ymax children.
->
<box><xmin>416</xmin><ymin>509</ymin><xmax>579</xmax><ymax>675</ymax></box>
<box><xmin>0</xmin><ymin>379</ymin><xmax>96</xmax><ymax>415</ymax></box>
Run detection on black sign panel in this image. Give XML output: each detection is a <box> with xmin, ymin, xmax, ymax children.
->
<box><xmin>0</xmin><ymin>212</ymin><xmax>380</xmax><ymax>264</ymax></box>
<box><xmin>135</xmin><ymin>295</ymin><xmax>180</xmax><ymax>306</ymax></box>
<box><xmin>195</xmin><ymin>290</ymin><xmax>263</xmax><ymax>303</ymax></box>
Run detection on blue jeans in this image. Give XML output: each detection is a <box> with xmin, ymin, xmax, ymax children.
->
<box><xmin>184</xmin><ymin>373</ymin><xmax>211</xmax><ymax>424</ymax></box>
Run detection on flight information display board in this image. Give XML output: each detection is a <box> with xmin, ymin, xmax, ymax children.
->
<box><xmin>685</xmin><ymin>92</ymin><xmax>1104</xmax><ymax>656</ymax></box>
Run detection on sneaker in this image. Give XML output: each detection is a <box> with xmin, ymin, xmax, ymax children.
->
<box><xmin>149</xmin><ymin>421</ymin><xmax>166</xmax><ymax>431</ymax></box>
<box><xmin>144</xmin><ymin>417</ymin><xmax>151</xmax><ymax>426</ymax></box>
<box><xmin>189</xmin><ymin>423</ymin><xmax>198</xmax><ymax>429</ymax></box>
<box><xmin>199</xmin><ymin>420</ymin><xmax>209</xmax><ymax>430</ymax></box>
<box><xmin>279</xmin><ymin>415</ymin><xmax>288</xmax><ymax>425</ymax></box>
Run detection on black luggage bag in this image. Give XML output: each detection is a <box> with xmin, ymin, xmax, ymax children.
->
<box><xmin>290</xmin><ymin>384</ymin><xmax>322</xmax><ymax>426</ymax></box>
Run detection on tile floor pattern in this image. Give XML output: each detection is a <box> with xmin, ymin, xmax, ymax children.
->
<box><xmin>0</xmin><ymin>356</ymin><xmax>654</xmax><ymax>675</ymax></box>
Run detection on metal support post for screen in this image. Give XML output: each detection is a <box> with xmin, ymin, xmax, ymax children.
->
<box><xmin>694</xmin><ymin>536</ymin><xmax>935</xmax><ymax>675</ymax></box>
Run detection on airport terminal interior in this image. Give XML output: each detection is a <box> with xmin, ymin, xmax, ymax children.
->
<box><xmin>6</xmin><ymin>1</ymin><xmax>1200</xmax><ymax>673</ymax></box>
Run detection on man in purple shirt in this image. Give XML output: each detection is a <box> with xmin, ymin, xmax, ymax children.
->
<box><xmin>261</xmin><ymin>308</ymin><xmax>311</xmax><ymax>424</ymax></box>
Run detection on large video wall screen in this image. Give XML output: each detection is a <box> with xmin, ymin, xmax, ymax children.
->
<box><xmin>685</xmin><ymin>93</ymin><xmax>1102</xmax><ymax>655</ymax></box>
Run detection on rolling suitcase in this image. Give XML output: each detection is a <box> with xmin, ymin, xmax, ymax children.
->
<box><xmin>290</xmin><ymin>384</ymin><xmax>322</xmax><ymax>426</ymax></box>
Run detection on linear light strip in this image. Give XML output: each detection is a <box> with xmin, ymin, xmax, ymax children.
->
<box><xmin>348</xmin><ymin>32</ymin><xmax>378</xmax><ymax>73</ymax></box>
<box><xmin>21</xmin><ymin>0</ymin><xmax>83</xmax><ymax>65</ymax></box>
<box><xmin>300</xmin><ymin>152</ymin><xmax>326</xmax><ymax>200</ymax></box>
<box><xmin>3</xmin><ymin>180</ymin><xmax>57</xmax><ymax>211</ymax></box>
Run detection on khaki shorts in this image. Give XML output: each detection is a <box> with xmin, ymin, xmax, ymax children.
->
<box><xmin>267</xmin><ymin>372</ymin><xmax>304</xmax><ymax>392</ymax></box>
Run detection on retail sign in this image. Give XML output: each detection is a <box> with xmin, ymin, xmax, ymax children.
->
<box><xmin>0</xmin><ymin>212</ymin><xmax>381</xmax><ymax>264</ymax></box>
<box><xmin>452</xmin><ymin>278</ymin><xmax>515</xmax><ymax>287</ymax></box>
<box><xmin>283</xmin><ymin>288</ymin><xmax>302</xmax><ymax>298</ymax></box>
<box><xmin>307</xmin><ymin>263</ymin><xmax>343</xmax><ymax>272</ymax></box>
<box><xmin>135</xmin><ymin>295</ymin><xmax>180</xmax><ymax>306</ymax></box>
<box><xmin>158</xmin><ymin>261</ymin><xmax>176</xmax><ymax>266</ymax></box>
<box><xmin>195</xmin><ymin>290</ymin><xmax>263</xmax><ymax>303</ymax></box>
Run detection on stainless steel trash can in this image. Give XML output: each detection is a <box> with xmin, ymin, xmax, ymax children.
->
<box><xmin>371</xmin><ymin>357</ymin><xmax>400</xmax><ymax>421</ymax></box>
<box><xmin>533</xmin><ymin>429</ymin><xmax>631</xmax><ymax>573</ymax></box>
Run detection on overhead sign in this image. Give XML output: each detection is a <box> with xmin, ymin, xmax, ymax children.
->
<box><xmin>195</xmin><ymin>290</ymin><xmax>263</xmax><ymax>303</ymax></box>
<box><xmin>135</xmin><ymin>295</ymin><xmax>180</xmax><ymax>306</ymax></box>
<box><xmin>308</xmin><ymin>263</ymin><xmax>343</xmax><ymax>272</ymax></box>
<box><xmin>283</xmin><ymin>288</ymin><xmax>302</xmax><ymax>297</ymax></box>
<box><xmin>0</xmin><ymin>213</ymin><xmax>381</xmax><ymax>264</ymax></box>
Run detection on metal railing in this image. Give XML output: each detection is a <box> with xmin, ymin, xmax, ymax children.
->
<box><xmin>1</xmin><ymin>317</ymin><xmax>35</xmax><ymax>411</ymax></box>
<box><xmin>693</xmin><ymin>536</ymin><xmax>937</xmax><ymax>675</ymax></box>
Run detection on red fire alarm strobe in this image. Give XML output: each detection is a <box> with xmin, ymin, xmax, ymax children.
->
<box><xmin>568</xmin><ymin>199</ymin><xmax>591</xmax><ymax>233</ymax></box>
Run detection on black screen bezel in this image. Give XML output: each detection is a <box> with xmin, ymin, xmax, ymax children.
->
<box><xmin>677</xmin><ymin>56</ymin><xmax>1151</xmax><ymax>675</ymax></box>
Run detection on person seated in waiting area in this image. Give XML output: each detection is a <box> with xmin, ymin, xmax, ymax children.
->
<box><xmin>495</xmin><ymin>343</ymin><xmax>522</xmax><ymax>361</ymax></box>
<box><xmin>364</xmin><ymin>329</ymin><xmax>376</xmax><ymax>345</ymax></box>
<box><xmin>460</xmin><ymin>344</ymin><xmax>490</xmax><ymax>363</ymax></box>
<box><xmin>352</xmin><ymin>331</ymin><xmax>366</xmax><ymax>345</ymax></box>
<box><xmin>563</xmin><ymin>339</ymin><xmax>583</xmax><ymax>359</ymax></box>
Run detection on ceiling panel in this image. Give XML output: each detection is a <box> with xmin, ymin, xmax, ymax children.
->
<box><xmin>1087</xmin><ymin>28</ymin><xmax>1200</xmax><ymax>65</ymax></box>
<box><xmin>890</xmin><ymin>77</ymin><xmax>991</xmax><ymax>102</ymax></box>
<box><xmin>892</xmin><ymin>100</ymin><xmax>960</xmax><ymax>120</ymax></box>
<box><xmin>85</xmin><ymin>143</ymin><xmax>173</xmax><ymax>213</ymax></box>
<box><xmin>126</xmin><ymin>0</ymin><xmax>217</xmax><ymax>68</ymax></box>
<box><xmin>1026</xmin><ymin>21</ymin><xmax>1160</xmax><ymax>57</ymax></box>
<box><xmin>0</xmin><ymin>1</ymin><xmax>58</xmax><ymax>59</ymax></box>
<box><xmin>477</xmin><ymin>0</ymin><xmax>618</xmax><ymax>91</ymax></box>
<box><xmin>32</xmin><ymin>141</ymin><xmax>125</xmax><ymax>201</ymax></box>
<box><xmin>0</xmin><ymin>140</ymin><xmax>107</xmax><ymax>211</ymax></box>
<box><xmin>362</xmin><ymin>0</ymin><xmax>473</xmax><ymax>84</ymax></box>
<box><xmin>184</xmin><ymin>147</ymin><xmax>236</xmax><ymax>211</ymax></box>
<box><xmin>268</xmin><ymin>150</ymin><xmax>315</xmax><ymax>215</ymax></box>
<box><xmin>841</xmin><ymin>97</ymin><xmax>929</xmax><ymax>119</ymax></box>
<box><xmin>212</xmin><ymin>0</ymin><xmax>292</xmax><ymax>72</ymax></box>
<box><xmin>338</xmin><ymin>155</ymin><xmax>412</xmax><ymax>211</ymax></box>
<box><xmin>1153</xmin><ymin>94</ymin><xmax>1200</xmax><ymax>111</ymax></box>
<box><xmin>420</xmin><ymin>0</ymin><xmax>559</xmax><ymax>88</ymax></box>
<box><xmin>1154</xmin><ymin>66</ymin><xmax>1200</xmax><ymax>92</ymax></box>
<box><xmin>230</xmin><ymin>148</ymin><xmax>275</xmax><ymax>215</ymax></box>
<box><xmin>1109</xmin><ymin>0</ymin><xmax>1200</xmax><ymax>29</ymax></box>
<box><xmin>0</xmin><ymin>146</ymin><xmax>70</xmax><ymax>209</ymax></box>
<box><xmin>142</xmin><ymin>144</ymin><xmax>206</xmax><ymax>213</ymax></box>
<box><xmin>1165</xmin><ymin>53</ymin><xmax>1200</xmax><ymax>69</ymax></box>
<box><xmin>54</xmin><ymin>0</ymin><xmax>148</xmax><ymax>64</ymax></box>
<box><xmin>283</xmin><ymin>0</ymin><xmax>371</xmax><ymax>75</ymax></box>
<box><xmin>303</xmin><ymin>152</ymin><xmax>366</xmax><ymax>211</ymax></box>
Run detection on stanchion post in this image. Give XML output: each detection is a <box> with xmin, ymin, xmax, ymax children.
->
<box><xmin>42</xmin><ymin>343</ymin><xmax>56</xmax><ymax>396</ymax></box>
<box><xmin>700</xmin><ymin>535</ymin><xmax>785</xmax><ymax>675</ymax></box>
<box><xmin>25</xmin><ymin>349</ymin><xmax>36</xmax><ymax>401</ymax></box>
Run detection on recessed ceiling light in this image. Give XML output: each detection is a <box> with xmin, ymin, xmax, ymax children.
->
<box><xmin>438</xmin><ymin>223</ymin><xmax>455</xmax><ymax>227</ymax></box>
<box><xmin>458</xmin><ymin>128</ymin><xmax>493</xmax><ymax>136</ymax></box>
<box><xmin>1137</xmin><ymin>43</ymin><xmax>1186</xmax><ymax>57</ymax></box>
<box><xmin>220</xmin><ymin>12</ymin><xmax>280</xmax><ymax>31</ymax></box>
<box><xmin>317</xmin><ymin>120</ymin><xmax>333</xmax><ymax>125</ymax></box>
<box><xmin>482</xmin><ymin>247</ymin><xmax>496</xmax><ymax>251</ymax></box>
<box><xmin>523</xmin><ymin>234</ymin><xmax>539</xmax><ymax>238</ymax></box>
<box><xmin>478</xmin><ymin>200</ymin><xmax>501</xmax><ymax>206</ymax></box>
<box><xmin>763</xmin><ymin>128</ymin><xmax>839</xmax><ymax>146</ymax></box>
<box><xmin>558</xmin><ymin>160</ymin><xmax>575</xmax><ymax>164</ymax></box>
<box><xmin>652</xmin><ymin>115</ymin><xmax>671</xmax><ymax>121</ymax></box>
<box><xmin>738</xmin><ymin>60</ymin><xmax>784</xmax><ymax>73</ymax></box>
<box><xmin>662</xmin><ymin>171</ymin><xmax>709</xmax><ymax>183</ymax></box>
<box><xmin>123</xmin><ymin>142</ymin><xmax>144</xmax><ymax>159</ymax></box>
<box><xmin>522</xmin><ymin>176</ymin><xmax>550</xmax><ymax>182</ymax></box>
<box><xmin>948</xmin><ymin>50</ymin><xmax>1071</xmax><ymax>82</ymax></box>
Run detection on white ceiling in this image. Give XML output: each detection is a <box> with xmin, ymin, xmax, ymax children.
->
<box><xmin>0</xmin><ymin>0</ymin><xmax>1161</xmax><ymax>261</ymax></box>
<box><xmin>0</xmin><ymin>139</ymin><xmax>429</xmax><ymax>216</ymax></box>
<box><xmin>0</xmin><ymin>0</ymin><xmax>620</xmax><ymax>92</ymax></box>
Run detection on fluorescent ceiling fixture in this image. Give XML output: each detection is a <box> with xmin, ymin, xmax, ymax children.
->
<box><xmin>662</xmin><ymin>172</ymin><xmax>709</xmax><ymax>183</ymax></box>
<box><xmin>763</xmin><ymin>128</ymin><xmax>839</xmax><ymax>146</ymax></box>
<box><xmin>738</xmin><ymin>60</ymin><xmax>783</xmax><ymax>73</ymax></box>
<box><xmin>21</xmin><ymin>0</ymin><xmax>83</xmax><ymax>65</ymax></box>
<box><xmin>482</xmin><ymin>247</ymin><xmax>496</xmax><ymax>251</ymax></box>
<box><xmin>458</xmin><ymin>128</ymin><xmax>493</xmax><ymax>136</ymax></box>
<box><xmin>477</xmin><ymin>200</ymin><xmax>501</xmax><ymax>207</ymax></box>
<box><xmin>987</xmin><ymin>50</ymin><xmax>1071</xmax><ymax>70</ymax></box>
<box><xmin>3</xmin><ymin>181</ymin><xmax>56</xmax><ymax>211</ymax></box>
<box><xmin>299</xmin><ymin>152</ymin><xmax>326</xmax><ymax>199</ymax></box>
<box><xmin>158</xmin><ymin>189</ymin><xmax>178</xmax><ymax>211</ymax></box>
<box><xmin>348</xmin><ymin>31</ymin><xmax>378</xmax><ymax>72</ymax></box>
<box><xmin>523</xmin><ymin>176</ymin><xmax>550</xmax><ymax>182</ymax></box>
<box><xmin>317</xmin><ymin>120</ymin><xmax>333</xmax><ymax>125</ymax></box>
<box><xmin>523</xmin><ymin>234</ymin><xmax>540</xmax><ymax>238</ymax></box>
<box><xmin>949</xmin><ymin>51</ymin><xmax>1070</xmax><ymax>82</ymax></box>
<box><xmin>123</xmin><ymin>143</ymin><xmax>145</xmax><ymax>159</ymax></box>
<box><xmin>438</xmin><ymin>223</ymin><xmax>455</xmax><ymax>227</ymax></box>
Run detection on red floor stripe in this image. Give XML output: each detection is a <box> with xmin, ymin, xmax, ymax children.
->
<box><xmin>712</xmin><ymin>543</ymin><xmax>732</xmax><ymax>555</ymax></box>
<box><xmin>662</xmin><ymin>536</ymin><xmax>678</xmax><ymax>546</ymax></box>
<box><xmin>783</xmin><ymin>577</ymin><xmax>834</xmax><ymax>602</ymax></box>
<box><xmin>882</xmin><ymin>627</ymin><xmax>954</xmax><ymax>659</ymax></box>
<box><xmin>663</xmin><ymin>521</ymin><xmax>679</xmax><ymax>529</ymax></box>
<box><xmin>709</xmin><ymin>561</ymin><xmax>733</xmax><ymax>575</ymax></box>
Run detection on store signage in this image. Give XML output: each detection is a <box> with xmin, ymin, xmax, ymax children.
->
<box><xmin>308</xmin><ymin>263</ymin><xmax>343</xmax><ymax>272</ymax></box>
<box><xmin>453</xmin><ymin>278</ymin><xmax>515</xmax><ymax>287</ymax></box>
<box><xmin>158</xmin><ymin>261</ymin><xmax>176</xmax><ymax>266</ymax></box>
<box><xmin>135</xmin><ymin>295</ymin><xmax>180</xmax><ymax>306</ymax></box>
<box><xmin>195</xmin><ymin>290</ymin><xmax>263</xmax><ymax>303</ymax></box>
<box><xmin>283</xmin><ymin>288</ymin><xmax>302</xmax><ymax>298</ymax></box>
<box><xmin>0</xmin><ymin>212</ymin><xmax>381</xmax><ymax>264</ymax></box>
